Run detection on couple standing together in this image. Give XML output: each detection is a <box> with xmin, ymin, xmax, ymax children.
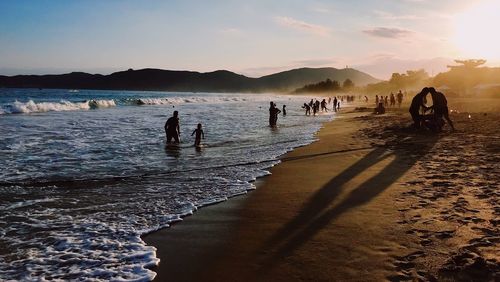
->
<box><xmin>410</xmin><ymin>87</ymin><xmax>454</xmax><ymax>132</ymax></box>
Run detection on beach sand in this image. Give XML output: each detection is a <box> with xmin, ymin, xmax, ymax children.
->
<box><xmin>144</xmin><ymin>98</ymin><xmax>499</xmax><ymax>281</ymax></box>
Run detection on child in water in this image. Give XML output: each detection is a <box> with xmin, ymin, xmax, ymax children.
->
<box><xmin>191</xmin><ymin>123</ymin><xmax>205</xmax><ymax>146</ymax></box>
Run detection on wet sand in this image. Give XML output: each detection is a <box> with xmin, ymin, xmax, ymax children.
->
<box><xmin>143</xmin><ymin>99</ymin><xmax>499</xmax><ymax>281</ymax></box>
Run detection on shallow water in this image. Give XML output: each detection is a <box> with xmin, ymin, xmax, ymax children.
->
<box><xmin>0</xmin><ymin>89</ymin><xmax>334</xmax><ymax>281</ymax></box>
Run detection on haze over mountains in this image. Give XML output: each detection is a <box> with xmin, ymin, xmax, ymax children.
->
<box><xmin>0</xmin><ymin>67</ymin><xmax>380</xmax><ymax>93</ymax></box>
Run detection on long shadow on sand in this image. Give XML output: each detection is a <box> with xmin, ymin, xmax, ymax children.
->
<box><xmin>260</xmin><ymin>131</ymin><xmax>439</xmax><ymax>272</ymax></box>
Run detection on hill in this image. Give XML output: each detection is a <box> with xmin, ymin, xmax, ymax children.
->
<box><xmin>255</xmin><ymin>67</ymin><xmax>378</xmax><ymax>92</ymax></box>
<box><xmin>0</xmin><ymin>67</ymin><xmax>380</xmax><ymax>93</ymax></box>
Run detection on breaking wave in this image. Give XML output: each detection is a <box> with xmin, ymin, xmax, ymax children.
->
<box><xmin>126</xmin><ymin>95</ymin><xmax>265</xmax><ymax>106</ymax></box>
<box><xmin>0</xmin><ymin>94</ymin><xmax>288</xmax><ymax>115</ymax></box>
<box><xmin>0</xmin><ymin>99</ymin><xmax>116</xmax><ymax>114</ymax></box>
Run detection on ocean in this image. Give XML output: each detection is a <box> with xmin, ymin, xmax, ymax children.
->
<box><xmin>0</xmin><ymin>88</ymin><xmax>334</xmax><ymax>281</ymax></box>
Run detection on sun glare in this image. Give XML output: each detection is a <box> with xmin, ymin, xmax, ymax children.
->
<box><xmin>453</xmin><ymin>0</ymin><xmax>500</xmax><ymax>60</ymax></box>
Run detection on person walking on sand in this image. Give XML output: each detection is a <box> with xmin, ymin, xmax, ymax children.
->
<box><xmin>165</xmin><ymin>110</ymin><xmax>180</xmax><ymax>144</ymax></box>
<box><xmin>269</xmin><ymin>101</ymin><xmax>281</xmax><ymax>127</ymax></box>
<box><xmin>397</xmin><ymin>90</ymin><xmax>403</xmax><ymax>108</ymax></box>
<box><xmin>429</xmin><ymin>87</ymin><xmax>455</xmax><ymax>131</ymax></box>
<box><xmin>191</xmin><ymin>123</ymin><xmax>205</xmax><ymax>146</ymax></box>
<box><xmin>409</xmin><ymin>88</ymin><xmax>429</xmax><ymax>129</ymax></box>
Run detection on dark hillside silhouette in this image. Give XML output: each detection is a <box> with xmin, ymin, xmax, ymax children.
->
<box><xmin>0</xmin><ymin>67</ymin><xmax>380</xmax><ymax>93</ymax></box>
<box><xmin>256</xmin><ymin>67</ymin><xmax>376</xmax><ymax>92</ymax></box>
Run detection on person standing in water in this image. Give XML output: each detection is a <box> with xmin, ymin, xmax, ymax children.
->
<box><xmin>269</xmin><ymin>102</ymin><xmax>281</xmax><ymax>127</ymax></box>
<box><xmin>191</xmin><ymin>123</ymin><xmax>205</xmax><ymax>146</ymax></box>
<box><xmin>282</xmin><ymin>105</ymin><xmax>287</xmax><ymax>116</ymax></box>
<box><xmin>302</xmin><ymin>103</ymin><xmax>311</xmax><ymax>115</ymax></box>
<box><xmin>165</xmin><ymin>110</ymin><xmax>180</xmax><ymax>144</ymax></box>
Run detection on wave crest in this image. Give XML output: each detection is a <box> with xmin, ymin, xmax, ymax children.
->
<box><xmin>1</xmin><ymin>99</ymin><xmax>116</xmax><ymax>114</ymax></box>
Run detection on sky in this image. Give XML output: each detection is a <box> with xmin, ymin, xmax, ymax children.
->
<box><xmin>1</xmin><ymin>0</ymin><xmax>500</xmax><ymax>79</ymax></box>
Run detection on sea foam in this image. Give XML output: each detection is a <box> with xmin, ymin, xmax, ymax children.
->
<box><xmin>0</xmin><ymin>90</ymin><xmax>335</xmax><ymax>281</ymax></box>
<box><xmin>0</xmin><ymin>99</ymin><xmax>116</xmax><ymax>114</ymax></box>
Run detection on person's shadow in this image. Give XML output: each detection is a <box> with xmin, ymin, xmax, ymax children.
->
<box><xmin>258</xmin><ymin>131</ymin><xmax>439</xmax><ymax>272</ymax></box>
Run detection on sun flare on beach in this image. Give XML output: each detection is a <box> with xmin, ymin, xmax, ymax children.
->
<box><xmin>452</xmin><ymin>0</ymin><xmax>500</xmax><ymax>60</ymax></box>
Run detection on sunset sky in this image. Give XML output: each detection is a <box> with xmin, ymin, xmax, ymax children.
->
<box><xmin>1</xmin><ymin>0</ymin><xmax>499</xmax><ymax>79</ymax></box>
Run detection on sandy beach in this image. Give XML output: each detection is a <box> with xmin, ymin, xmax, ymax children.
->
<box><xmin>144</xmin><ymin>99</ymin><xmax>499</xmax><ymax>281</ymax></box>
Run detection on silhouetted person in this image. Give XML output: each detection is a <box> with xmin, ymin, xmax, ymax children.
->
<box><xmin>429</xmin><ymin>87</ymin><xmax>455</xmax><ymax>131</ymax></box>
<box><xmin>320</xmin><ymin>99</ymin><xmax>327</xmax><ymax>112</ymax></box>
<box><xmin>282</xmin><ymin>105</ymin><xmax>287</xmax><ymax>116</ymax></box>
<box><xmin>390</xmin><ymin>93</ymin><xmax>396</xmax><ymax>107</ymax></box>
<box><xmin>302</xmin><ymin>103</ymin><xmax>311</xmax><ymax>115</ymax></box>
<box><xmin>165</xmin><ymin>110</ymin><xmax>180</xmax><ymax>143</ymax></box>
<box><xmin>269</xmin><ymin>102</ymin><xmax>281</xmax><ymax>126</ymax></box>
<box><xmin>409</xmin><ymin>88</ymin><xmax>429</xmax><ymax>129</ymax></box>
<box><xmin>397</xmin><ymin>90</ymin><xmax>403</xmax><ymax>107</ymax></box>
<box><xmin>333</xmin><ymin>97</ymin><xmax>338</xmax><ymax>112</ymax></box>
<box><xmin>191</xmin><ymin>123</ymin><xmax>205</xmax><ymax>146</ymax></box>
<box><xmin>313</xmin><ymin>100</ymin><xmax>320</xmax><ymax>115</ymax></box>
<box><xmin>384</xmin><ymin>96</ymin><xmax>389</xmax><ymax>107</ymax></box>
<box><xmin>375</xmin><ymin>101</ymin><xmax>385</xmax><ymax>114</ymax></box>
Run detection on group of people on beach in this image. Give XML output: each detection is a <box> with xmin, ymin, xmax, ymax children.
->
<box><xmin>164</xmin><ymin>87</ymin><xmax>450</xmax><ymax>147</ymax></box>
<box><xmin>374</xmin><ymin>90</ymin><xmax>405</xmax><ymax>114</ymax></box>
<box><xmin>376</xmin><ymin>90</ymin><xmax>404</xmax><ymax>108</ymax></box>
<box><xmin>409</xmin><ymin>87</ymin><xmax>454</xmax><ymax>132</ymax></box>
<box><xmin>301</xmin><ymin>95</ymin><xmax>354</xmax><ymax>116</ymax></box>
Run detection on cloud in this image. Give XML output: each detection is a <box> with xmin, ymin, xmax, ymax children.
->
<box><xmin>274</xmin><ymin>16</ymin><xmax>330</xmax><ymax>37</ymax></box>
<box><xmin>362</xmin><ymin>27</ymin><xmax>414</xmax><ymax>39</ymax></box>
<box><xmin>310</xmin><ymin>7</ymin><xmax>333</xmax><ymax>14</ymax></box>
<box><xmin>374</xmin><ymin>10</ymin><xmax>422</xmax><ymax>20</ymax></box>
<box><xmin>218</xmin><ymin>28</ymin><xmax>242</xmax><ymax>36</ymax></box>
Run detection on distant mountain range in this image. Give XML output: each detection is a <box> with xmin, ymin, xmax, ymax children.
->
<box><xmin>0</xmin><ymin>67</ymin><xmax>380</xmax><ymax>93</ymax></box>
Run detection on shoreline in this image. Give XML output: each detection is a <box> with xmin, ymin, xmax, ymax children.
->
<box><xmin>141</xmin><ymin>110</ymin><xmax>340</xmax><ymax>280</ymax></box>
<box><xmin>143</xmin><ymin>108</ymin><xmax>401</xmax><ymax>280</ymax></box>
<box><xmin>143</xmin><ymin>103</ymin><xmax>499</xmax><ymax>281</ymax></box>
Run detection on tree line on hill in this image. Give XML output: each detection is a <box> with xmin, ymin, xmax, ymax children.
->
<box><xmin>293</xmin><ymin>78</ymin><xmax>355</xmax><ymax>93</ymax></box>
<box><xmin>364</xmin><ymin>59</ymin><xmax>500</xmax><ymax>97</ymax></box>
